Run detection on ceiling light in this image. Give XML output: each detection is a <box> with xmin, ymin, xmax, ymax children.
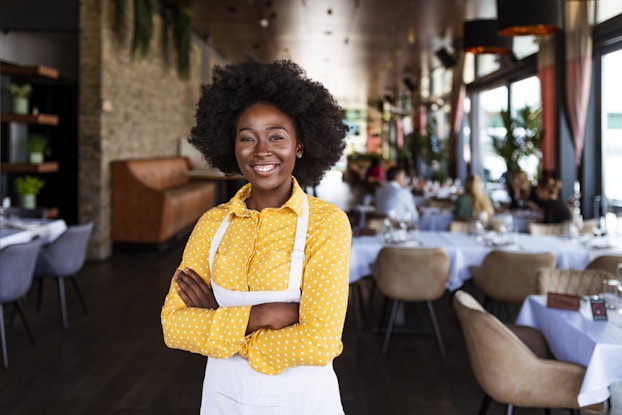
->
<box><xmin>408</xmin><ymin>27</ymin><xmax>415</xmax><ymax>44</ymax></box>
<box><xmin>463</xmin><ymin>19</ymin><xmax>513</xmax><ymax>55</ymax></box>
<box><xmin>259</xmin><ymin>18</ymin><xmax>269</xmax><ymax>28</ymax></box>
<box><xmin>496</xmin><ymin>0</ymin><xmax>562</xmax><ymax>36</ymax></box>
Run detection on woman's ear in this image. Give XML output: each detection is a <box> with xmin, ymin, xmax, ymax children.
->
<box><xmin>296</xmin><ymin>142</ymin><xmax>304</xmax><ymax>158</ymax></box>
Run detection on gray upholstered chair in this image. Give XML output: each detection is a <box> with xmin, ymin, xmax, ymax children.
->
<box><xmin>470</xmin><ymin>250</ymin><xmax>556</xmax><ymax>320</ymax></box>
<box><xmin>535</xmin><ymin>268</ymin><xmax>614</xmax><ymax>296</ymax></box>
<box><xmin>585</xmin><ymin>254</ymin><xmax>622</xmax><ymax>276</ymax></box>
<box><xmin>34</xmin><ymin>222</ymin><xmax>93</xmax><ymax>330</ymax></box>
<box><xmin>372</xmin><ymin>246</ymin><xmax>449</xmax><ymax>355</ymax></box>
<box><xmin>453</xmin><ymin>290</ymin><xmax>602</xmax><ymax>415</ymax></box>
<box><xmin>0</xmin><ymin>238</ymin><xmax>42</xmax><ymax>368</ymax></box>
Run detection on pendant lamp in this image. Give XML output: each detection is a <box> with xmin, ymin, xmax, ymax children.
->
<box><xmin>463</xmin><ymin>19</ymin><xmax>513</xmax><ymax>55</ymax></box>
<box><xmin>497</xmin><ymin>0</ymin><xmax>562</xmax><ymax>36</ymax></box>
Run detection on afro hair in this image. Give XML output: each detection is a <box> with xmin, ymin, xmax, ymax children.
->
<box><xmin>189</xmin><ymin>55</ymin><xmax>349</xmax><ymax>187</ymax></box>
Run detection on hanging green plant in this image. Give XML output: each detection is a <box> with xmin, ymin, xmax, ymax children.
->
<box><xmin>172</xmin><ymin>6</ymin><xmax>192</xmax><ymax>80</ymax></box>
<box><xmin>131</xmin><ymin>0</ymin><xmax>156</xmax><ymax>59</ymax></box>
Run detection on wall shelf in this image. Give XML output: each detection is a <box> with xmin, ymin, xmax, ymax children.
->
<box><xmin>0</xmin><ymin>162</ymin><xmax>59</xmax><ymax>173</ymax></box>
<box><xmin>0</xmin><ymin>113</ymin><xmax>59</xmax><ymax>125</ymax></box>
<box><xmin>0</xmin><ymin>64</ymin><xmax>59</xmax><ymax>79</ymax></box>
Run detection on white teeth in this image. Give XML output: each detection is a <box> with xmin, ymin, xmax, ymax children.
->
<box><xmin>254</xmin><ymin>164</ymin><xmax>277</xmax><ymax>172</ymax></box>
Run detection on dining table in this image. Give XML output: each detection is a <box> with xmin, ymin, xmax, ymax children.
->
<box><xmin>350</xmin><ymin>231</ymin><xmax>622</xmax><ymax>291</ymax></box>
<box><xmin>516</xmin><ymin>295</ymin><xmax>622</xmax><ymax>407</ymax></box>
<box><xmin>0</xmin><ymin>217</ymin><xmax>67</xmax><ymax>249</ymax></box>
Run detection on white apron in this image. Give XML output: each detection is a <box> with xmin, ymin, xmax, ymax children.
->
<box><xmin>200</xmin><ymin>196</ymin><xmax>344</xmax><ymax>415</ymax></box>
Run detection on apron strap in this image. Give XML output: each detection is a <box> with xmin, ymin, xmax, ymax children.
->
<box><xmin>288</xmin><ymin>196</ymin><xmax>309</xmax><ymax>291</ymax></box>
<box><xmin>209</xmin><ymin>213</ymin><xmax>231</xmax><ymax>272</ymax></box>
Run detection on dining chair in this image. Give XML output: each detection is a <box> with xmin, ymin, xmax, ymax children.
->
<box><xmin>33</xmin><ymin>222</ymin><xmax>93</xmax><ymax>330</ymax></box>
<box><xmin>585</xmin><ymin>254</ymin><xmax>622</xmax><ymax>276</ymax></box>
<box><xmin>0</xmin><ymin>238</ymin><xmax>42</xmax><ymax>368</ymax></box>
<box><xmin>448</xmin><ymin>220</ymin><xmax>472</xmax><ymax>233</ymax></box>
<box><xmin>453</xmin><ymin>290</ymin><xmax>602</xmax><ymax>415</ymax></box>
<box><xmin>470</xmin><ymin>250</ymin><xmax>556</xmax><ymax>320</ymax></box>
<box><xmin>372</xmin><ymin>246</ymin><xmax>449</xmax><ymax>355</ymax></box>
<box><xmin>535</xmin><ymin>268</ymin><xmax>613</xmax><ymax>296</ymax></box>
<box><xmin>528</xmin><ymin>222</ymin><xmax>567</xmax><ymax>236</ymax></box>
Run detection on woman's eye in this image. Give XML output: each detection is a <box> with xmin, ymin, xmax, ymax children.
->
<box><xmin>270</xmin><ymin>135</ymin><xmax>284</xmax><ymax>141</ymax></box>
<box><xmin>239</xmin><ymin>136</ymin><xmax>254</xmax><ymax>142</ymax></box>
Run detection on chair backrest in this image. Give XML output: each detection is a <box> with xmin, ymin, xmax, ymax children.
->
<box><xmin>528</xmin><ymin>222</ymin><xmax>567</xmax><ymax>236</ymax></box>
<box><xmin>580</xmin><ymin>218</ymin><xmax>597</xmax><ymax>235</ymax></box>
<box><xmin>475</xmin><ymin>250</ymin><xmax>556</xmax><ymax>304</ymax></box>
<box><xmin>373</xmin><ymin>247</ymin><xmax>449</xmax><ymax>301</ymax></box>
<box><xmin>0</xmin><ymin>239</ymin><xmax>42</xmax><ymax>303</ymax></box>
<box><xmin>448</xmin><ymin>220</ymin><xmax>472</xmax><ymax>233</ymax></box>
<box><xmin>585</xmin><ymin>254</ymin><xmax>622</xmax><ymax>275</ymax></box>
<box><xmin>535</xmin><ymin>268</ymin><xmax>613</xmax><ymax>296</ymax></box>
<box><xmin>34</xmin><ymin>222</ymin><xmax>93</xmax><ymax>278</ymax></box>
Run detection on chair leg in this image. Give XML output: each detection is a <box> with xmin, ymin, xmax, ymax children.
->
<box><xmin>0</xmin><ymin>304</ymin><xmax>8</xmax><ymax>368</ymax></box>
<box><xmin>36</xmin><ymin>278</ymin><xmax>44</xmax><ymax>311</ymax></box>
<box><xmin>382</xmin><ymin>299</ymin><xmax>400</xmax><ymax>354</ymax></box>
<box><xmin>426</xmin><ymin>300</ymin><xmax>445</xmax><ymax>357</ymax></box>
<box><xmin>349</xmin><ymin>284</ymin><xmax>363</xmax><ymax>335</ymax></box>
<box><xmin>69</xmin><ymin>276</ymin><xmax>88</xmax><ymax>315</ymax></box>
<box><xmin>56</xmin><ymin>278</ymin><xmax>69</xmax><ymax>330</ymax></box>
<box><xmin>544</xmin><ymin>408</ymin><xmax>551</xmax><ymax>415</ymax></box>
<box><xmin>505</xmin><ymin>403</ymin><xmax>514</xmax><ymax>415</ymax></box>
<box><xmin>14</xmin><ymin>300</ymin><xmax>35</xmax><ymax>346</ymax></box>
<box><xmin>478</xmin><ymin>395</ymin><xmax>492</xmax><ymax>415</ymax></box>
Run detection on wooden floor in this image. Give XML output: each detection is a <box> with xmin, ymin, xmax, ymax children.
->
<box><xmin>1</xmin><ymin>234</ymin><xmax>620</xmax><ymax>414</ymax></box>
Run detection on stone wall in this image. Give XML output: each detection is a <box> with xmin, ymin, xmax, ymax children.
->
<box><xmin>79</xmin><ymin>0</ymin><xmax>202</xmax><ymax>260</ymax></box>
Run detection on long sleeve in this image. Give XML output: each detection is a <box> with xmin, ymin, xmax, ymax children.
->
<box><xmin>161</xmin><ymin>209</ymin><xmax>252</xmax><ymax>359</ymax></box>
<box><xmin>239</xmin><ymin>207</ymin><xmax>352</xmax><ymax>374</ymax></box>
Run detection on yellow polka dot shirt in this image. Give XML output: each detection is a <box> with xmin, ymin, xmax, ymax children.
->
<box><xmin>161</xmin><ymin>178</ymin><xmax>352</xmax><ymax>375</ymax></box>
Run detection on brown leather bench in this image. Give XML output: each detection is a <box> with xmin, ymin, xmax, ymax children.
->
<box><xmin>111</xmin><ymin>157</ymin><xmax>215</xmax><ymax>245</ymax></box>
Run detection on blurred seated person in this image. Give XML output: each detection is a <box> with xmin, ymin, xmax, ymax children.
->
<box><xmin>529</xmin><ymin>177</ymin><xmax>571</xmax><ymax>224</ymax></box>
<box><xmin>507</xmin><ymin>170</ymin><xmax>534</xmax><ymax>209</ymax></box>
<box><xmin>364</xmin><ymin>156</ymin><xmax>384</xmax><ymax>193</ymax></box>
<box><xmin>375</xmin><ymin>166</ymin><xmax>419</xmax><ymax>222</ymax></box>
<box><xmin>453</xmin><ymin>174</ymin><xmax>494</xmax><ymax>222</ymax></box>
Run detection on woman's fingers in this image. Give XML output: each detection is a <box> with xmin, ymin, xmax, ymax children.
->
<box><xmin>175</xmin><ymin>268</ymin><xmax>219</xmax><ymax>309</ymax></box>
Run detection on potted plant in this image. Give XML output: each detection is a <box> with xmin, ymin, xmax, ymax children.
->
<box><xmin>14</xmin><ymin>175</ymin><xmax>45</xmax><ymax>209</ymax></box>
<box><xmin>26</xmin><ymin>134</ymin><xmax>47</xmax><ymax>164</ymax></box>
<box><xmin>8</xmin><ymin>83</ymin><xmax>33</xmax><ymax>115</ymax></box>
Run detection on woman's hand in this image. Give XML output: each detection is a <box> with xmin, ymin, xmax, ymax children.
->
<box><xmin>174</xmin><ymin>267</ymin><xmax>219</xmax><ymax>309</ymax></box>
<box><xmin>246</xmin><ymin>302</ymin><xmax>300</xmax><ymax>335</ymax></box>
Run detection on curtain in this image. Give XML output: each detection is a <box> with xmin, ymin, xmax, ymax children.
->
<box><xmin>538</xmin><ymin>35</ymin><xmax>558</xmax><ymax>174</ymax></box>
<box><xmin>448</xmin><ymin>51</ymin><xmax>466</xmax><ymax>179</ymax></box>
<box><xmin>565</xmin><ymin>1</ymin><xmax>594</xmax><ymax>166</ymax></box>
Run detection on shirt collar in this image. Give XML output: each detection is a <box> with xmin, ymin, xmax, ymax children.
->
<box><xmin>229</xmin><ymin>177</ymin><xmax>305</xmax><ymax>217</ymax></box>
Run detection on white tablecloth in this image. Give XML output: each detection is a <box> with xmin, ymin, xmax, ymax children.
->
<box><xmin>0</xmin><ymin>219</ymin><xmax>67</xmax><ymax>249</ymax></box>
<box><xmin>516</xmin><ymin>295</ymin><xmax>622</xmax><ymax>406</ymax></box>
<box><xmin>350</xmin><ymin>232</ymin><xmax>622</xmax><ymax>291</ymax></box>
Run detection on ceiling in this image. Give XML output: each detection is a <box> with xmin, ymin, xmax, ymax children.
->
<box><xmin>188</xmin><ymin>0</ymin><xmax>498</xmax><ymax>110</ymax></box>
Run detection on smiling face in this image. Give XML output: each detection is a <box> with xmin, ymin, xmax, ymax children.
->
<box><xmin>234</xmin><ymin>103</ymin><xmax>303</xmax><ymax>210</ymax></box>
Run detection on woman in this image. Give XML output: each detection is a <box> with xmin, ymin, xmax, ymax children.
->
<box><xmin>531</xmin><ymin>177</ymin><xmax>571</xmax><ymax>224</ymax></box>
<box><xmin>453</xmin><ymin>174</ymin><xmax>494</xmax><ymax>222</ymax></box>
<box><xmin>161</xmin><ymin>56</ymin><xmax>351</xmax><ymax>414</ymax></box>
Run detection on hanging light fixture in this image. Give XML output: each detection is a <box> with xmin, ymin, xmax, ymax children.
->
<box><xmin>463</xmin><ymin>19</ymin><xmax>513</xmax><ymax>55</ymax></box>
<box><xmin>496</xmin><ymin>0</ymin><xmax>562</xmax><ymax>36</ymax></box>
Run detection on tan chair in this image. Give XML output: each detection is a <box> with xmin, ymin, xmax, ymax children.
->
<box><xmin>580</xmin><ymin>218</ymin><xmax>598</xmax><ymax>235</ymax></box>
<box><xmin>585</xmin><ymin>254</ymin><xmax>622</xmax><ymax>275</ymax></box>
<box><xmin>535</xmin><ymin>268</ymin><xmax>614</xmax><ymax>296</ymax></box>
<box><xmin>372</xmin><ymin>247</ymin><xmax>449</xmax><ymax>355</ymax></box>
<box><xmin>453</xmin><ymin>290</ymin><xmax>600</xmax><ymax>415</ymax></box>
<box><xmin>528</xmin><ymin>222</ymin><xmax>567</xmax><ymax>236</ymax></box>
<box><xmin>448</xmin><ymin>220</ymin><xmax>472</xmax><ymax>233</ymax></box>
<box><xmin>426</xmin><ymin>197</ymin><xmax>454</xmax><ymax>210</ymax></box>
<box><xmin>471</xmin><ymin>250</ymin><xmax>556</xmax><ymax>319</ymax></box>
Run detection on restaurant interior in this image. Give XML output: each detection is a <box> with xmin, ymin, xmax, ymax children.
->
<box><xmin>1</xmin><ymin>0</ymin><xmax>622</xmax><ymax>414</ymax></box>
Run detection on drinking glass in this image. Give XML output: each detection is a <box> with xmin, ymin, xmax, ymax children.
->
<box><xmin>602</xmin><ymin>278</ymin><xmax>620</xmax><ymax>309</ymax></box>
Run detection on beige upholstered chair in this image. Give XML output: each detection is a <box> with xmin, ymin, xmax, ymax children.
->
<box><xmin>471</xmin><ymin>250</ymin><xmax>556</xmax><ymax>319</ymax></box>
<box><xmin>372</xmin><ymin>247</ymin><xmax>449</xmax><ymax>355</ymax></box>
<box><xmin>453</xmin><ymin>290</ymin><xmax>601</xmax><ymax>415</ymax></box>
<box><xmin>535</xmin><ymin>268</ymin><xmax>614</xmax><ymax>296</ymax></box>
<box><xmin>448</xmin><ymin>220</ymin><xmax>472</xmax><ymax>233</ymax></box>
<box><xmin>585</xmin><ymin>254</ymin><xmax>622</xmax><ymax>276</ymax></box>
<box><xmin>528</xmin><ymin>222</ymin><xmax>567</xmax><ymax>236</ymax></box>
<box><xmin>580</xmin><ymin>218</ymin><xmax>598</xmax><ymax>235</ymax></box>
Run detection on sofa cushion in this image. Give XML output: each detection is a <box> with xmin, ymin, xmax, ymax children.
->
<box><xmin>126</xmin><ymin>157</ymin><xmax>190</xmax><ymax>191</ymax></box>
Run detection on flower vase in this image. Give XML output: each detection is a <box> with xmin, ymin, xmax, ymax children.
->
<box><xmin>19</xmin><ymin>194</ymin><xmax>36</xmax><ymax>209</ymax></box>
<box><xmin>12</xmin><ymin>97</ymin><xmax>29</xmax><ymax>115</ymax></box>
<box><xmin>29</xmin><ymin>152</ymin><xmax>44</xmax><ymax>164</ymax></box>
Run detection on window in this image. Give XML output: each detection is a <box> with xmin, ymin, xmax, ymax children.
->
<box><xmin>601</xmin><ymin>48</ymin><xmax>622</xmax><ymax>204</ymax></box>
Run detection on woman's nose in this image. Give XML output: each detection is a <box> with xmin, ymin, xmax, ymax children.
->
<box><xmin>254</xmin><ymin>138</ymin><xmax>271</xmax><ymax>156</ymax></box>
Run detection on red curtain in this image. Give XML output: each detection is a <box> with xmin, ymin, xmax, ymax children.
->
<box><xmin>538</xmin><ymin>36</ymin><xmax>557</xmax><ymax>174</ymax></box>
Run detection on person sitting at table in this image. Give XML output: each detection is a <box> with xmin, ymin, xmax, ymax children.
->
<box><xmin>375</xmin><ymin>166</ymin><xmax>420</xmax><ymax>222</ymax></box>
<box><xmin>453</xmin><ymin>174</ymin><xmax>494</xmax><ymax>222</ymax></box>
<box><xmin>529</xmin><ymin>177</ymin><xmax>571</xmax><ymax>224</ymax></box>
<box><xmin>507</xmin><ymin>170</ymin><xmax>534</xmax><ymax>209</ymax></box>
<box><xmin>363</xmin><ymin>156</ymin><xmax>384</xmax><ymax>194</ymax></box>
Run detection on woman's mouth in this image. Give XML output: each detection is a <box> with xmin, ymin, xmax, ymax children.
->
<box><xmin>252</xmin><ymin>164</ymin><xmax>279</xmax><ymax>173</ymax></box>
